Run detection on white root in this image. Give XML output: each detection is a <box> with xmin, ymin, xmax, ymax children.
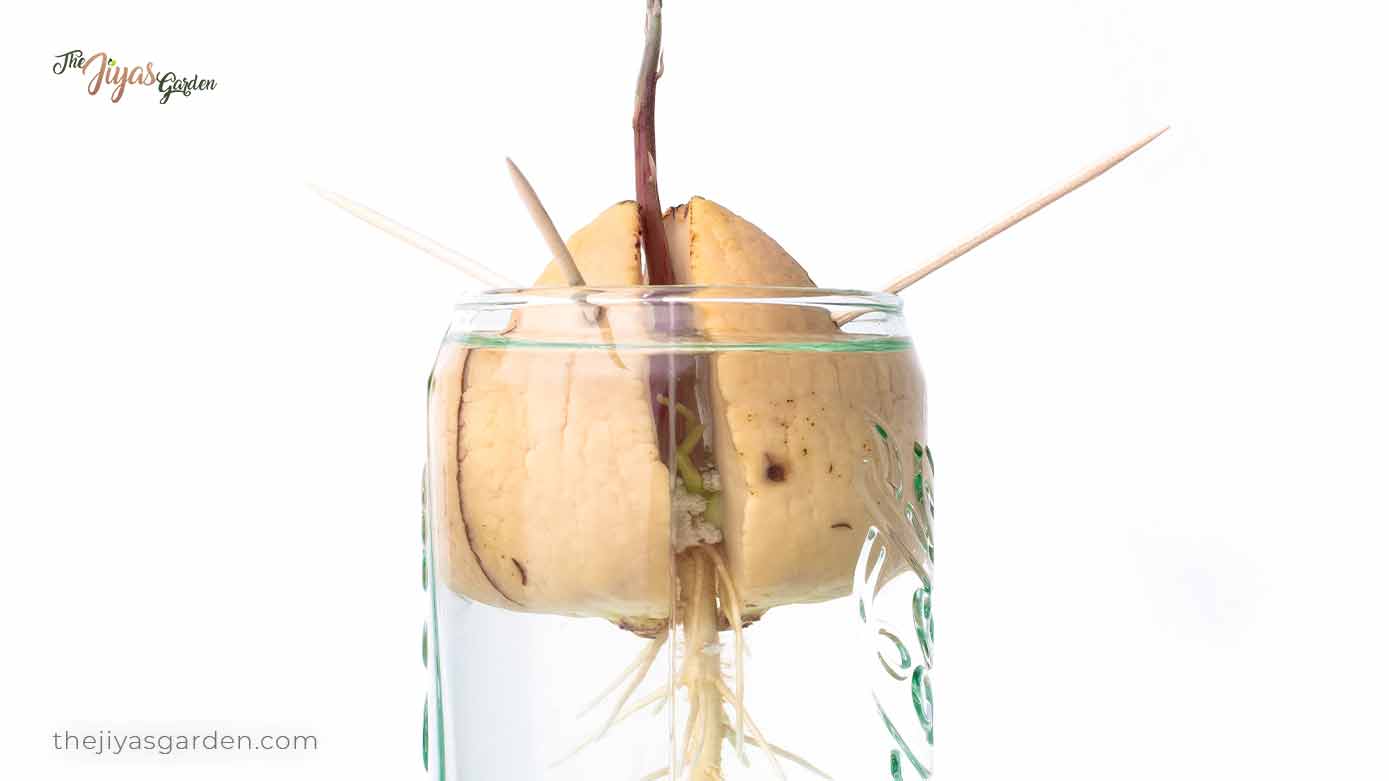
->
<box><xmin>551</xmin><ymin>636</ymin><xmax>668</xmax><ymax>768</ymax></box>
<box><xmin>684</xmin><ymin>689</ymin><xmax>710</xmax><ymax>770</ymax></box>
<box><xmin>578</xmin><ymin>634</ymin><xmax>667</xmax><ymax>717</ymax></box>
<box><xmin>564</xmin><ymin>546</ymin><xmax>825</xmax><ymax>780</ymax></box>
<box><xmin>622</xmin><ymin>688</ymin><xmax>671</xmax><ymax>720</ymax></box>
<box><xmin>597</xmin><ymin>634</ymin><xmax>667</xmax><ymax>742</ymax></box>
<box><xmin>680</xmin><ymin>684</ymin><xmax>703</xmax><ymax>768</ymax></box>
<box><xmin>682</xmin><ymin>553</ymin><xmax>726</xmax><ymax>778</ymax></box>
<box><xmin>552</xmin><ymin>687</ymin><xmax>669</xmax><ymax>768</ymax></box>
<box><xmin>698</xmin><ymin>544</ymin><xmax>747</xmax><ymax>760</ymax></box>
<box><xmin>720</xmin><ymin>719</ymin><xmax>835</xmax><ymax>781</ymax></box>
<box><xmin>715</xmin><ymin>678</ymin><xmax>787</xmax><ymax>781</ymax></box>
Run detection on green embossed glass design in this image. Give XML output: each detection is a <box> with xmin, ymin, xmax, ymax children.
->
<box><xmin>855</xmin><ymin>420</ymin><xmax>935</xmax><ymax>778</ymax></box>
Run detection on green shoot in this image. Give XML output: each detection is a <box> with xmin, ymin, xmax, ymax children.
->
<box><xmin>657</xmin><ymin>394</ymin><xmax>715</xmax><ymax>496</ymax></box>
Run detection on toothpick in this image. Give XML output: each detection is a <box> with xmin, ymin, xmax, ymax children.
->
<box><xmin>309</xmin><ymin>185</ymin><xmax>518</xmax><ymax>289</ymax></box>
<box><xmin>834</xmin><ymin>126</ymin><xmax>1168</xmax><ymax>326</ymax></box>
<box><xmin>882</xmin><ymin>127</ymin><xmax>1169</xmax><ymax>293</ymax></box>
<box><xmin>505</xmin><ymin>157</ymin><xmax>587</xmax><ymax>287</ymax></box>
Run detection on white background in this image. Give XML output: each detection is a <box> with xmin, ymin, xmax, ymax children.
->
<box><xmin>3</xmin><ymin>1</ymin><xmax>1388</xmax><ymax>778</ymax></box>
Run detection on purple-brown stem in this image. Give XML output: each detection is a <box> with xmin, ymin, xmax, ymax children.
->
<box><xmin>632</xmin><ymin>0</ymin><xmax>698</xmax><ymax>462</ymax></box>
<box><xmin>634</xmin><ymin>0</ymin><xmax>673</xmax><ymax>285</ymax></box>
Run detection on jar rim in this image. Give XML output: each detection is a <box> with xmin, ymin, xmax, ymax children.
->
<box><xmin>455</xmin><ymin>285</ymin><xmax>903</xmax><ymax>313</ymax></box>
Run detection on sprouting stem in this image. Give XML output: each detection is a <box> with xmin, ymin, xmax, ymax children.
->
<box><xmin>656</xmin><ymin>394</ymin><xmax>701</xmax><ymax>430</ymax></box>
<box><xmin>678</xmin><ymin>422</ymin><xmax>705</xmax><ymax>458</ymax></box>
<box><xmin>633</xmin><ymin>0</ymin><xmax>671</xmax><ymax>284</ymax></box>
<box><xmin>676</xmin><ymin>453</ymin><xmax>703</xmax><ymax>496</ymax></box>
<box><xmin>703</xmin><ymin>492</ymin><xmax>723</xmax><ymax>530</ymax></box>
<box><xmin>675</xmin><ymin>425</ymin><xmax>706</xmax><ymax>495</ymax></box>
<box><xmin>657</xmin><ymin>394</ymin><xmax>712</xmax><ymax>495</ymax></box>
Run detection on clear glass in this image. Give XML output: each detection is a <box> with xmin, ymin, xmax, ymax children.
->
<box><xmin>422</xmin><ymin>287</ymin><xmax>934</xmax><ymax>780</ymax></box>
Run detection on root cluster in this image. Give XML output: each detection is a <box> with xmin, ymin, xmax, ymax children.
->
<box><xmin>555</xmin><ymin>545</ymin><xmax>831</xmax><ymax>780</ymax></box>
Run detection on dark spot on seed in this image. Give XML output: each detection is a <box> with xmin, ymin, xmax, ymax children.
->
<box><xmin>827</xmin><ymin>464</ymin><xmax>835</xmax><ymax>474</ymax></box>
<box><xmin>765</xmin><ymin>456</ymin><xmax>787</xmax><ymax>482</ymax></box>
<box><xmin>831</xmin><ymin>522</ymin><xmax>853</xmax><ymax>530</ymax></box>
<box><xmin>510</xmin><ymin>558</ymin><xmax>528</xmax><ymax>586</ymax></box>
<box><xmin>801</xmin><ymin>447</ymin><xmax>809</xmax><ymax>456</ymax></box>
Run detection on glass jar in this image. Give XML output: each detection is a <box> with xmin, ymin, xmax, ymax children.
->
<box><xmin>422</xmin><ymin>287</ymin><xmax>934</xmax><ymax>780</ymax></box>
